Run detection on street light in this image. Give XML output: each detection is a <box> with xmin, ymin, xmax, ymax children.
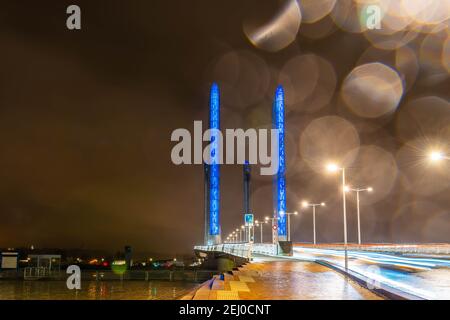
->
<box><xmin>241</xmin><ymin>225</ymin><xmax>245</xmax><ymax>243</ymax></box>
<box><xmin>428</xmin><ymin>150</ymin><xmax>449</xmax><ymax>162</ymax></box>
<box><xmin>255</xmin><ymin>219</ymin><xmax>268</xmax><ymax>243</ymax></box>
<box><xmin>284</xmin><ymin>211</ymin><xmax>298</xmax><ymax>242</ymax></box>
<box><xmin>265</xmin><ymin>216</ymin><xmax>279</xmax><ymax>244</ymax></box>
<box><xmin>302</xmin><ymin>201</ymin><xmax>325</xmax><ymax>245</ymax></box>
<box><xmin>326</xmin><ymin>162</ymin><xmax>349</xmax><ymax>272</ymax></box>
<box><xmin>345</xmin><ymin>186</ymin><xmax>373</xmax><ymax>245</ymax></box>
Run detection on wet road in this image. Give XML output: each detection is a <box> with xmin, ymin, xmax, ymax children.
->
<box><xmin>233</xmin><ymin>258</ymin><xmax>381</xmax><ymax>300</ymax></box>
<box><xmin>292</xmin><ymin>247</ymin><xmax>450</xmax><ymax>300</ymax></box>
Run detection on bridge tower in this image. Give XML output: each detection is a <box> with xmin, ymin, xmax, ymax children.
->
<box><xmin>243</xmin><ymin>161</ymin><xmax>251</xmax><ymax>216</ymax></box>
<box><xmin>243</xmin><ymin>161</ymin><xmax>253</xmax><ymax>242</ymax></box>
<box><xmin>272</xmin><ymin>85</ymin><xmax>287</xmax><ymax>242</ymax></box>
<box><xmin>204</xmin><ymin>83</ymin><xmax>221</xmax><ymax>245</ymax></box>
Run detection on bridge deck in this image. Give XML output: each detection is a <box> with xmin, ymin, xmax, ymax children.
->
<box><xmin>185</xmin><ymin>258</ymin><xmax>381</xmax><ymax>300</ymax></box>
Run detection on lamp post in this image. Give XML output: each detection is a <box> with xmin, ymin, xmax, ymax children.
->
<box><xmin>255</xmin><ymin>220</ymin><xmax>268</xmax><ymax>243</ymax></box>
<box><xmin>345</xmin><ymin>186</ymin><xmax>373</xmax><ymax>245</ymax></box>
<box><xmin>265</xmin><ymin>216</ymin><xmax>279</xmax><ymax>244</ymax></box>
<box><xmin>241</xmin><ymin>225</ymin><xmax>245</xmax><ymax>243</ymax></box>
<box><xmin>326</xmin><ymin>163</ymin><xmax>349</xmax><ymax>272</ymax></box>
<box><xmin>283</xmin><ymin>211</ymin><xmax>298</xmax><ymax>241</ymax></box>
<box><xmin>302</xmin><ymin>201</ymin><xmax>325</xmax><ymax>245</ymax></box>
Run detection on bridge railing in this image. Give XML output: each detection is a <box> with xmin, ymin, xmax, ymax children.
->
<box><xmin>194</xmin><ymin>244</ymin><xmax>252</xmax><ymax>259</ymax></box>
<box><xmin>195</xmin><ymin>243</ymin><xmax>278</xmax><ymax>258</ymax></box>
<box><xmin>251</xmin><ymin>243</ymin><xmax>277</xmax><ymax>256</ymax></box>
<box><xmin>295</xmin><ymin>244</ymin><xmax>450</xmax><ymax>255</ymax></box>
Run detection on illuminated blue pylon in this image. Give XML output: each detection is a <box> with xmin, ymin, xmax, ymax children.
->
<box><xmin>273</xmin><ymin>85</ymin><xmax>287</xmax><ymax>240</ymax></box>
<box><xmin>208</xmin><ymin>83</ymin><xmax>221</xmax><ymax>243</ymax></box>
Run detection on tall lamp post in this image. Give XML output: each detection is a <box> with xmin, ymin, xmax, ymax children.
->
<box><xmin>326</xmin><ymin>163</ymin><xmax>349</xmax><ymax>272</ymax></box>
<box><xmin>301</xmin><ymin>201</ymin><xmax>325</xmax><ymax>245</ymax></box>
<box><xmin>345</xmin><ymin>186</ymin><xmax>373</xmax><ymax>245</ymax></box>
<box><xmin>265</xmin><ymin>216</ymin><xmax>279</xmax><ymax>244</ymax></box>
<box><xmin>255</xmin><ymin>220</ymin><xmax>268</xmax><ymax>243</ymax></box>
<box><xmin>284</xmin><ymin>211</ymin><xmax>298</xmax><ymax>241</ymax></box>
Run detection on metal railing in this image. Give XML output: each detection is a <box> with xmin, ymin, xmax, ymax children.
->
<box><xmin>295</xmin><ymin>244</ymin><xmax>450</xmax><ymax>255</ymax></box>
<box><xmin>23</xmin><ymin>267</ymin><xmax>62</xmax><ymax>279</ymax></box>
<box><xmin>195</xmin><ymin>243</ymin><xmax>278</xmax><ymax>258</ymax></box>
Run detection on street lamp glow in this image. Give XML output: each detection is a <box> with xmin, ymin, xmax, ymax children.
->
<box><xmin>343</xmin><ymin>185</ymin><xmax>351</xmax><ymax>192</ymax></box>
<box><xmin>367</xmin><ymin>187</ymin><xmax>373</xmax><ymax>192</ymax></box>
<box><xmin>326</xmin><ymin>163</ymin><xmax>340</xmax><ymax>173</ymax></box>
<box><xmin>429</xmin><ymin>150</ymin><xmax>445</xmax><ymax>162</ymax></box>
<box><xmin>321</xmin><ymin>202</ymin><xmax>325</xmax><ymax>206</ymax></box>
<box><xmin>302</xmin><ymin>201</ymin><xmax>309</xmax><ymax>208</ymax></box>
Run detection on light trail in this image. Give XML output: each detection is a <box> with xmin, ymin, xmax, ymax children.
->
<box><xmin>292</xmin><ymin>247</ymin><xmax>450</xmax><ymax>300</ymax></box>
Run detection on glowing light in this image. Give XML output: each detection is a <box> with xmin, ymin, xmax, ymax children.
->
<box><xmin>244</xmin><ymin>0</ymin><xmax>301</xmax><ymax>52</ymax></box>
<box><xmin>302</xmin><ymin>201</ymin><xmax>309</xmax><ymax>208</ymax></box>
<box><xmin>209</xmin><ymin>83</ymin><xmax>220</xmax><ymax>237</ymax></box>
<box><xmin>429</xmin><ymin>151</ymin><xmax>445</xmax><ymax>162</ymax></box>
<box><xmin>341</xmin><ymin>63</ymin><xmax>404</xmax><ymax>118</ymax></box>
<box><xmin>367</xmin><ymin>187</ymin><xmax>373</xmax><ymax>192</ymax></box>
<box><xmin>273</xmin><ymin>86</ymin><xmax>287</xmax><ymax>238</ymax></box>
<box><xmin>299</xmin><ymin>0</ymin><xmax>336</xmax><ymax>23</ymax></box>
<box><xmin>321</xmin><ymin>202</ymin><xmax>326</xmax><ymax>206</ymax></box>
<box><xmin>344</xmin><ymin>185</ymin><xmax>351</xmax><ymax>193</ymax></box>
<box><xmin>326</xmin><ymin>163</ymin><xmax>340</xmax><ymax>173</ymax></box>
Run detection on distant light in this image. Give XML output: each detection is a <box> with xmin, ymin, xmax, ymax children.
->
<box><xmin>326</xmin><ymin>163</ymin><xmax>340</xmax><ymax>173</ymax></box>
<box><xmin>265</xmin><ymin>216</ymin><xmax>269</xmax><ymax>220</ymax></box>
<box><xmin>302</xmin><ymin>201</ymin><xmax>309</xmax><ymax>208</ymax></box>
<box><xmin>344</xmin><ymin>185</ymin><xmax>351</xmax><ymax>192</ymax></box>
<box><xmin>321</xmin><ymin>202</ymin><xmax>326</xmax><ymax>206</ymax></box>
<box><xmin>112</xmin><ymin>260</ymin><xmax>126</xmax><ymax>266</ymax></box>
<box><xmin>367</xmin><ymin>187</ymin><xmax>373</xmax><ymax>192</ymax></box>
<box><xmin>429</xmin><ymin>151</ymin><xmax>445</xmax><ymax>162</ymax></box>
<box><xmin>294</xmin><ymin>211</ymin><xmax>298</xmax><ymax>215</ymax></box>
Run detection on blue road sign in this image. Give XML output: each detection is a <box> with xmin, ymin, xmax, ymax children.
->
<box><xmin>244</xmin><ymin>214</ymin><xmax>254</xmax><ymax>226</ymax></box>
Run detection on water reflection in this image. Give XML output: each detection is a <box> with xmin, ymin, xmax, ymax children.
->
<box><xmin>0</xmin><ymin>280</ymin><xmax>197</xmax><ymax>300</ymax></box>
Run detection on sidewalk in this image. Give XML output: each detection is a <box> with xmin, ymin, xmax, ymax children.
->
<box><xmin>183</xmin><ymin>259</ymin><xmax>382</xmax><ymax>300</ymax></box>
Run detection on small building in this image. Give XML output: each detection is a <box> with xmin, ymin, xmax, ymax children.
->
<box><xmin>1</xmin><ymin>252</ymin><xmax>18</xmax><ymax>270</ymax></box>
<box><xmin>24</xmin><ymin>254</ymin><xmax>61</xmax><ymax>280</ymax></box>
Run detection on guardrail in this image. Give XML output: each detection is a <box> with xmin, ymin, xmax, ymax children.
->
<box><xmin>295</xmin><ymin>244</ymin><xmax>450</xmax><ymax>255</ymax></box>
<box><xmin>195</xmin><ymin>243</ymin><xmax>277</xmax><ymax>258</ymax></box>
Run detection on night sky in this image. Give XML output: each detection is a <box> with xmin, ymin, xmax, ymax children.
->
<box><xmin>0</xmin><ymin>1</ymin><xmax>449</xmax><ymax>255</ymax></box>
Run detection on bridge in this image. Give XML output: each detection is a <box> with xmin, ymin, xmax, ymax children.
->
<box><xmin>193</xmin><ymin>243</ymin><xmax>450</xmax><ymax>300</ymax></box>
<box><xmin>193</xmin><ymin>84</ymin><xmax>450</xmax><ymax>300</ymax></box>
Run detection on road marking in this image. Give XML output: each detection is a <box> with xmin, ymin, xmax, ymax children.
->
<box><xmin>229</xmin><ymin>281</ymin><xmax>250</xmax><ymax>292</ymax></box>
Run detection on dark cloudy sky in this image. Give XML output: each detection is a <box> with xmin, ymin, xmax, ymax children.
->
<box><xmin>0</xmin><ymin>1</ymin><xmax>449</xmax><ymax>255</ymax></box>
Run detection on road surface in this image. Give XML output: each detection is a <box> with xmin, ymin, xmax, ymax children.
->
<box><xmin>292</xmin><ymin>247</ymin><xmax>450</xmax><ymax>300</ymax></box>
